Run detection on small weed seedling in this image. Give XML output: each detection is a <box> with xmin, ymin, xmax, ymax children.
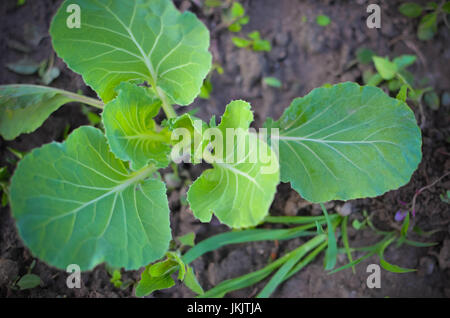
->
<box><xmin>199</xmin><ymin>63</ymin><xmax>224</xmax><ymax>99</ymax></box>
<box><xmin>226</xmin><ymin>1</ymin><xmax>249</xmax><ymax>32</ymax></box>
<box><xmin>0</xmin><ymin>0</ymin><xmax>423</xmax><ymax>297</ymax></box>
<box><xmin>356</xmin><ymin>48</ymin><xmax>440</xmax><ymax>111</ymax></box>
<box><xmin>316</xmin><ymin>14</ymin><xmax>331</xmax><ymax>27</ymax></box>
<box><xmin>232</xmin><ymin>31</ymin><xmax>272</xmax><ymax>52</ymax></box>
<box><xmin>263</xmin><ymin>77</ymin><xmax>282</xmax><ymax>89</ymax></box>
<box><xmin>398</xmin><ymin>1</ymin><xmax>450</xmax><ymax>40</ymax></box>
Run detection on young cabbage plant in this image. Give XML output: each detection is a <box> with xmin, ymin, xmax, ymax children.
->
<box><xmin>0</xmin><ymin>0</ymin><xmax>422</xmax><ymax>295</ymax></box>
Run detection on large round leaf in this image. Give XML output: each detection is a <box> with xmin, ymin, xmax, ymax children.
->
<box><xmin>269</xmin><ymin>82</ymin><xmax>422</xmax><ymax>202</ymax></box>
<box><xmin>10</xmin><ymin>126</ymin><xmax>171</xmax><ymax>270</ymax></box>
<box><xmin>50</xmin><ymin>0</ymin><xmax>212</xmax><ymax>104</ymax></box>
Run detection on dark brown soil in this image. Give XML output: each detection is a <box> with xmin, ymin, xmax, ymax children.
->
<box><xmin>0</xmin><ymin>0</ymin><xmax>449</xmax><ymax>298</ymax></box>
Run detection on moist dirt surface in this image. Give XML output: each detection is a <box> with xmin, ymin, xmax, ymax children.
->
<box><xmin>0</xmin><ymin>0</ymin><xmax>449</xmax><ymax>298</ymax></box>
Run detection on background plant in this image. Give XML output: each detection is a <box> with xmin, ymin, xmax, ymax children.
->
<box><xmin>398</xmin><ymin>1</ymin><xmax>450</xmax><ymax>40</ymax></box>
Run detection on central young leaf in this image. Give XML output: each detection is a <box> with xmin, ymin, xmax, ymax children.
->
<box><xmin>102</xmin><ymin>82</ymin><xmax>172</xmax><ymax>170</ymax></box>
<box><xmin>269</xmin><ymin>82</ymin><xmax>422</xmax><ymax>203</ymax></box>
<box><xmin>50</xmin><ymin>0</ymin><xmax>212</xmax><ymax>104</ymax></box>
<box><xmin>10</xmin><ymin>126</ymin><xmax>171</xmax><ymax>270</ymax></box>
<box><xmin>166</xmin><ymin>112</ymin><xmax>209</xmax><ymax>164</ymax></box>
<box><xmin>187</xmin><ymin>101</ymin><xmax>280</xmax><ymax>229</ymax></box>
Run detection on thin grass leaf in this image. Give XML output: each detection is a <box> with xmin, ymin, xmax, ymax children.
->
<box><xmin>256</xmin><ymin>235</ymin><xmax>327</xmax><ymax>298</ymax></box>
<box><xmin>320</xmin><ymin>203</ymin><xmax>338</xmax><ymax>270</ymax></box>
<box><xmin>198</xmin><ymin>253</ymin><xmax>288</xmax><ymax>298</ymax></box>
<box><xmin>182</xmin><ymin>224</ymin><xmax>319</xmax><ymax>264</ymax></box>
<box><xmin>264</xmin><ymin>214</ymin><xmax>338</xmax><ymax>224</ymax></box>
<box><xmin>328</xmin><ymin>251</ymin><xmax>376</xmax><ymax>274</ymax></box>
<box><xmin>285</xmin><ymin>241</ymin><xmax>328</xmax><ymax>280</ymax></box>
<box><xmin>342</xmin><ymin>216</ymin><xmax>355</xmax><ymax>274</ymax></box>
<box><xmin>400</xmin><ymin>212</ymin><xmax>410</xmax><ymax>238</ymax></box>
<box><xmin>379</xmin><ymin>258</ymin><xmax>417</xmax><ymax>273</ymax></box>
<box><xmin>329</xmin><ymin>233</ymin><xmax>396</xmax><ymax>274</ymax></box>
<box><xmin>364</xmin><ymin>210</ymin><xmax>393</xmax><ymax>235</ymax></box>
<box><xmin>199</xmin><ymin>235</ymin><xmax>326</xmax><ymax>298</ymax></box>
<box><xmin>378</xmin><ymin>236</ymin><xmax>416</xmax><ymax>273</ymax></box>
<box><xmin>412</xmin><ymin>226</ymin><xmax>442</xmax><ymax>237</ymax></box>
<box><xmin>403</xmin><ymin>239</ymin><xmax>438</xmax><ymax>248</ymax></box>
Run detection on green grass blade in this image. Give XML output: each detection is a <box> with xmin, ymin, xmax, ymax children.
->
<box><xmin>379</xmin><ymin>258</ymin><xmax>417</xmax><ymax>273</ymax></box>
<box><xmin>256</xmin><ymin>235</ymin><xmax>327</xmax><ymax>298</ymax></box>
<box><xmin>328</xmin><ymin>251</ymin><xmax>376</xmax><ymax>274</ymax></box>
<box><xmin>285</xmin><ymin>241</ymin><xmax>328</xmax><ymax>281</ymax></box>
<box><xmin>403</xmin><ymin>239</ymin><xmax>437</xmax><ymax>247</ymax></box>
<box><xmin>264</xmin><ymin>214</ymin><xmax>338</xmax><ymax>224</ymax></box>
<box><xmin>342</xmin><ymin>216</ymin><xmax>355</xmax><ymax>274</ymax></box>
<box><xmin>400</xmin><ymin>212</ymin><xmax>410</xmax><ymax>237</ymax></box>
<box><xmin>198</xmin><ymin>251</ymin><xmax>290</xmax><ymax>298</ymax></box>
<box><xmin>199</xmin><ymin>235</ymin><xmax>327</xmax><ymax>298</ymax></box>
<box><xmin>182</xmin><ymin>224</ymin><xmax>318</xmax><ymax>264</ymax></box>
<box><xmin>329</xmin><ymin>233</ymin><xmax>396</xmax><ymax>274</ymax></box>
<box><xmin>378</xmin><ymin>235</ymin><xmax>416</xmax><ymax>273</ymax></box>
<box><xmin>320</xmin><ymin>203</ymin><xmax>338</xmax><ymax>270</ymax></box>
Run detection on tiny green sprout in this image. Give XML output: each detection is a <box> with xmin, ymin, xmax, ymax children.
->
<box><xmin>372</xmin><ymin>56</ymin><xmax>398</xmax><ymax>80</ymax></box>
<box><xmin>316</xmin><ymin>14</ymin><xmax>331</xmax><ymax>26</ymax></box>
<box><xmin>227</xmin><ymin>2</ymin><xmax>249</xmax><ymax>32</ymax></box>
<box><xmin>177</xmin><ymin>232</ymin><xmax>196</xmax><ymax>247</ymax></box>
<box><xmin>232</xmin><ymin>31</ymin><xmax>272</xmax><ymax>51</ymax></box>
<box><xmin>399</xmin><ymin>3</ymin><xmax>423</xmax><ymax>18</ymax></box>
<box><xmin>16</xmin><ymin>274</ymin><xmax>41</xmax><ymax>290</ymax></box>
<box><xmin>440</xmin><ymin>190</ymin><xmax>450</xmax><ymax>204</ymax></box>
<box><xmin>110</xmin><ymin>269</ymin><xmax>123</xmax><ymax>288</ymax></box>
<box><xmin>396</xmin><ymin>85</ymin><xmax>408</xmax><ymax>102</ymax></box>
<box><xmin>7</xmin><ymin>147</ymin><xmax>26</xmax><ymax>161</ymax></box>
<box><xmin>81</xmin><ymin>105</ymin><xmax>102</xmax><ymax>126</ymax></box>
<box><xmin>14</xmin><ymin>260</ymin><xmax>41</xmax><ymax>290</ymax></box>
<box><xmin>356</xmin><ymin>47</ymin><xmax>375</xmax><ymax>65</ymax></box>
<box><xmin>263</xmin><ymin>77</ymin><xmax>282</xmax><ymax>88</ymax></box>
<box><xmin>352</xmin><ymin>219</ymin><xmax>366</xmax><ymax>230</ymax></box>
<box><xmin>0</xmin><ymin>167</ymin><xmax>10</xmax><ymax>207</ymax></box>
<box><xmin>423</xmin><ymin>90</ymin><xmax>440</xmax><ymax>110</ymax></box>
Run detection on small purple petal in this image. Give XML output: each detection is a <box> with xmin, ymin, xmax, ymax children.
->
<box><xmin>395</xmin><ymin>210</ymin><xmax>408</xmax><ymax>222</ymax></box>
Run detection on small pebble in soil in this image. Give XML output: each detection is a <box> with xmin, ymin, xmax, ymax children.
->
<box><xmin>0</xmin><ymin>259</ymin><xmax>19</xmax><ymax>286</ymax></box>
<box><xmin>418</xmin><ymin>257</ymin><xmax>435</xmax><ymax>276</ymax></box>
<box><xmin>275</xmin><ymin>32</ymin><xmax>290</xmax><ymax>47</ymax></box>
<box><xmin>337</xmin><ymin>202</ymin><xmax>352</xmax><ymax>216</ymax></box>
